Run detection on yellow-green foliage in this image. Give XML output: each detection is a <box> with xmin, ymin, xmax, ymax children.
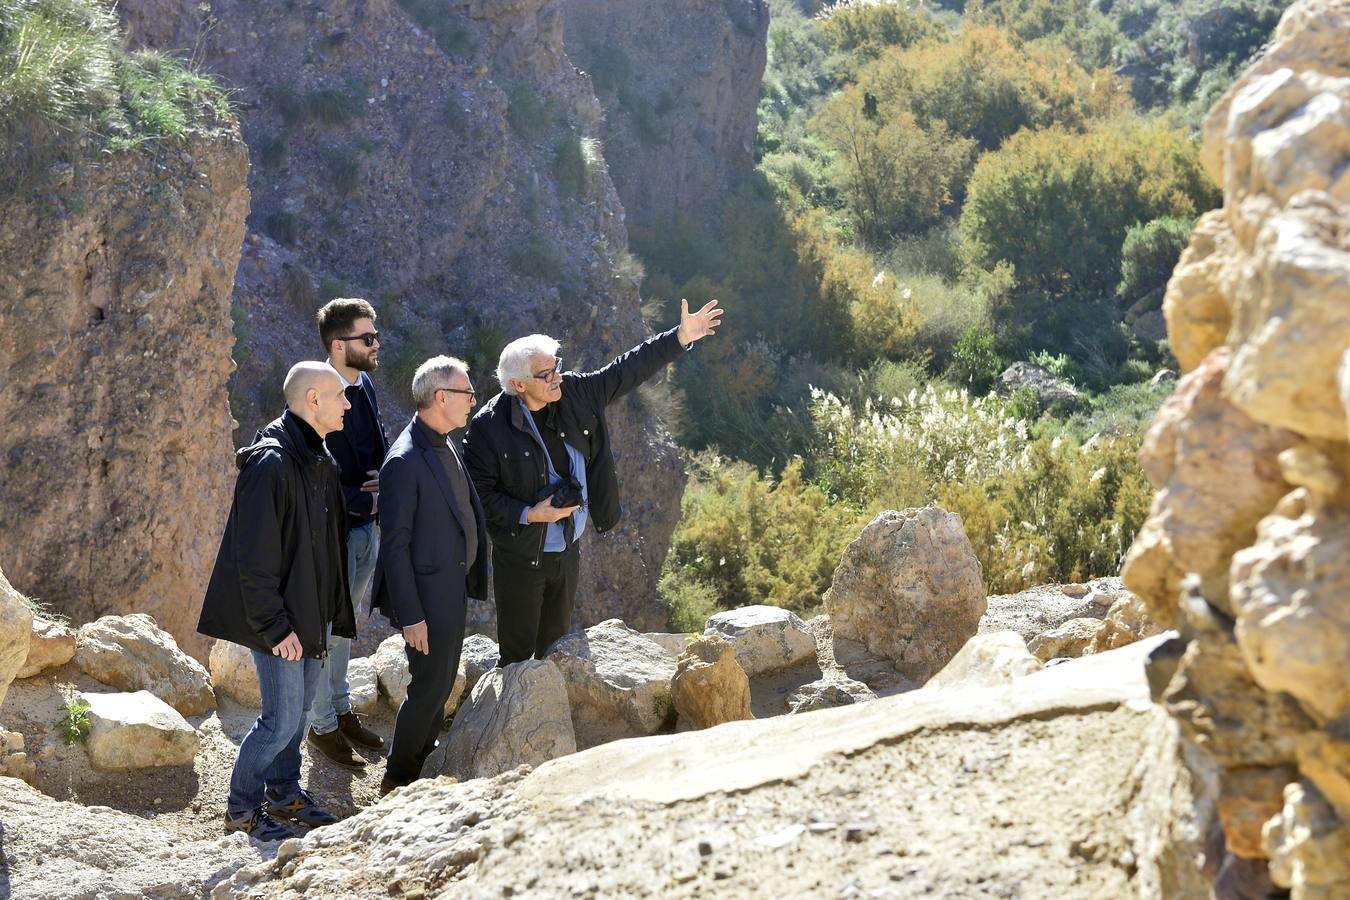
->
<box><xmin>959</xmin><ymin>115</ymin><xmax>1218</xmax><ymax>294</ymax></box>
<box><xmin>660</xmin><ymin>455</ymin><xmax>865</xmax><ymax>630</ymax></box>
<box><xmin>811</xmin><ymin>84</ymin><xmax>975</xmax><ymax>242</ymax></box>
<box><xmin>819</xmin><ymin>0</ymin><xmax>946</xmax><ymax>62</ymax></box>
<box><xmin>860</xmin><ymin>24</ymin><xmax>1130</xmax><ymax>151</ymax></box>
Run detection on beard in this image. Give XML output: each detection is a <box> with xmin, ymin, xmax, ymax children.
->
<box><xmin>344</xmin><ymin>345</ymin><xmax>377</xmax><ymax>372</ymax></box>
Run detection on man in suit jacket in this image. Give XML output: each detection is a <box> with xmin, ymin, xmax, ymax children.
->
<box><xmin>371</xmin><ymin>355</ymin><xmax>488</xmax><ymax>795</ymax></box>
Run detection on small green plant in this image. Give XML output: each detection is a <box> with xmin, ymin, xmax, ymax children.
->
<box><xmin>506</xmin><ymin>83</ymin><xmax>554</xmax><ymax>140</ymax></box>
<box><xmin>58</xmin><ymin>699</ymin><xmax>92</xmax><ymax>745</ymax></box>
<box><xmin>554</xmin><ymin>135</ymin><xmax>601</xmax><ymax>200</ymax></box>
<box><xmin>281</xmin><ymin>263</ymin><xmax>317</xmax><ymax>312</ymax></box>
<box><xmin>506</xmin><ymin>234</ymin><xmax>564</xmax><ymax>282</ymax></box>
<box><xmin>264</xmin><ymin>211</ymin><xmax>299</xmax><ymax>246</ymax></box>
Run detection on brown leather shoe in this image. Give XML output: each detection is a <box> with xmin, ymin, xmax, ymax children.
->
<box><xmin>337</xmin><ymin>711</ymin><xmax>385</xmax><ymax>750</ymax></box>
<box><xmin>378</xmin><ymin>775</ymin><xmax>402</xmax><ymax>797</ymax></box>
<box><xmin>307</xmin><ymin>725</ymin><xmax>366</xmax><ymax>771</ymax></box>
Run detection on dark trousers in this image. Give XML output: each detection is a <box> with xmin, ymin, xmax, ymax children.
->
<box><xmin>385</xmin><ymin>599</ymin><xmax>466</xmax><ymax>785</ymax></box>
<box><xmin>494</xmin><ymin>543</ymin><xmax>579</xmax><ymax>666</ymax></box>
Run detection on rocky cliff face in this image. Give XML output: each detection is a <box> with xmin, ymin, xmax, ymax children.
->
<box><xmin>118</xmin><ymin>0</ymin><xmax>684</xmax><ymax>631</ymax></box>
<box><xmin>1122</xmin><ymin>0</ymin><xmax>1350</xmax><ymax>894</ymax></box>
<box><xmin>0</xmin><ymin>131</ymin><xmax>249</xmax><ymax>662</ymax></box>
<box><xmin>563</xmin><ymin>0</ymin><xmax>769</xmax><ymax>237</ymax></box>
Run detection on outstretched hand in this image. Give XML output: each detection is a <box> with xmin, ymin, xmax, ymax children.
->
<box><xmin>677</xmin><ymin>298</ymin><xmax>723</xmax><ymax>347</ymax></box>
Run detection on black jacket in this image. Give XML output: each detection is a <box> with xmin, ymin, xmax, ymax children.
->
<box><xmin>198</xmin><ymin>411</ymin><xmax>354</xmax><ymax>657</ymax></box>
<box><xmin>462</xmin><ymin>326</ymin><xmax>686</xmax><ymax>567</ymax></box>
<box><xmin>324</xmin><ymin>372</ymin><xmax>389</xmax><ymax>526</ymax></box>
<box><xmin>371</xmin><ymin>417</ymin><xmax>490</xmax><ymax>629</ymax></box>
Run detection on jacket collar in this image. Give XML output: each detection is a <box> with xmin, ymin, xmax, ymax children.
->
<box><xmin>409</xmin><ymin>415</ymin><xmax>471</xmax><ymax>535</ymax></box>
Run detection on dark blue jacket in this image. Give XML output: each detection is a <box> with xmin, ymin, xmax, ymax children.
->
<box><xmin>324</xmin><ymin>372</ymin><xmax>388</xmax><ymax>526</ymax></box>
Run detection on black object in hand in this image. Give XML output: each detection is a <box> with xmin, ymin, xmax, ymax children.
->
<box><xmin>549</xmin><ymin>476</ymin><xmax>584</xmax><ymax>509</ymax></box>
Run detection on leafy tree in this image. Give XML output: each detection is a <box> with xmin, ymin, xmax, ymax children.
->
<box><xmin>820</xmin><ymin>0</ymin><xmax>947</xmax><ymax>62</ymax></box>
<box><xmin>1117</xmin><ymin>216</ymin><xmax>1195</xmax><ymax>304</ymax></box>
<box><xmin>959</xmin><ymin>115</ymin><xmax>1218</xmax><ymax>295</ymax></box>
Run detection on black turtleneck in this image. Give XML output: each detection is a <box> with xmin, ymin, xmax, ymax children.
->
<box><xmin>417</xmin><ymin>415</ymin><xmax>478</xmax><ymax>565</ymax></box>
<box><xmin>290</xmin><ymin>411</ymin><xmax>329</xmax><ymax>456</ymax></box>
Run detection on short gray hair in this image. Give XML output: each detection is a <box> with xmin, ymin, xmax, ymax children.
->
<box><xmin>411</xmin><ymin>355</ymin><xmax>470</xmax><ymax>410</ymax></box>
<box><xmin>497</xmin><ymin>334</ymin><xmax>560</xmax><ymax>396</ymax></box>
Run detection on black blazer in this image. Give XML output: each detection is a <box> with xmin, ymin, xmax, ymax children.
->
<box><xmin>324</xmin><ymin>372</ymin><xmax>389</xmax><ymax>523</ymax></box>
<box><xmin>371</xmin><ymin>417</ymin><xmax>489</xmax><ymax>629</ymax></box>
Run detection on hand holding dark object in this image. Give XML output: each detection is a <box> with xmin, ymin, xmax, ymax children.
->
<box><xmin>549</xmin><ymin>476</ymin><xmax>584</xmax><ymax>509</ymax></box>
<box><xmin>527</xmin><ymin>497</ymin><xmax>579</xmax><ymax>523</ymax></box>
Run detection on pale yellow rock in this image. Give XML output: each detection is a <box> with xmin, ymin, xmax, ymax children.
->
<box><xmin>1263</xmin><ymin>780</ymin><xmax>1350</xmax><ymax>896</ymax></box>
<box><xmin>76</xmin><ymin>614</ymin><xmax>215</xmax><ymax>716</ymax></box>
<box><xmin>208</xmin><ymin>639</ymin><xmax>260</xmax><ymax>707</ymax></box>
<box><xmin>1085</xmin><ymin>593</ymin><xmax>1162</xmax><ymax>654</ymax></box>
<box><xmin>671</xmin><ymin>634</ymin><xmax>752</xmax><ymax>730</ymax></box>
<box><xmin>17</xmin><ymin>617</ymin><xmax>76</xmax><ymax>679</ymax></box>
<box><xmin>1028</xmin><ymin>618</ymin><xmax>1101</xmax><ymax>662</ymax></box>
<box><xmin>1299</xmin><ymin>731</ymin><xmax>1350</xmax><ymax>822</ymax></box>
<box><xmin>1162</xmin><ymin>210</ymin><xmax>1237</xmax><ymax>373</ymax></box>
<box><xmin>1217</xmin><ymin>765</ymin><xmax>1298</xmax><ymax>858</ymax></box>
<box><xmin>0</xmin><ymin>727</ymin><xmax>35</xmax><ymax>783</ymax></box>
<box><xmin>0</xmin><ymin>564</ymin><xmax>33</xmax><ymax>710</ymax></box>
<box><xmin>80</xmin><ymin>690</ymin><xmax>199</xmax><ymax>772</ymax></box>
<box><xmin>372</xmin><ymin>633</ymin><xmax>465</xmax><ymax>716</ymax></box>
<box><xmin>1121</xmin><ymin>350</ymin><xmax>1294</xmax><ymax>625</ymax></box>
<box><xmin>925</xmin><ymin>631</ymin><xmax>1041</xmax><ymax>690</ymax></box>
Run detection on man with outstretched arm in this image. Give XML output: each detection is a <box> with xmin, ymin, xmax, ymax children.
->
<box><xmin>463</xmin><ymin>298</ymin><xmax>723</xmax><ymax>666</ymax></box>
<box><xmin>371</xmin><ymin>356</ymin><xmax>489</xmax><ymax>795</ymax></box>
<box><xmin>198</xmin><ymin>362</ymin><xmax>353</xmax><ymax>842</ymax></box>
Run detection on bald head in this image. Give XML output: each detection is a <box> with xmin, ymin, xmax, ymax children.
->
<box><xmin>283</xmin><ymin>361</ymin><xmax>349</xmax><ymax>437</ymax></box>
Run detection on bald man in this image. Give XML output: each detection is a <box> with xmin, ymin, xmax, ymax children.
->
<box><xmin>199</xmin><ymin>362</ymin><xmax>355</xmax><ymax>842</ymax></box>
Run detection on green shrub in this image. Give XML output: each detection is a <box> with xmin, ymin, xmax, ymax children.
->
<box><xmin>506</xmin><ymin>83</ymin><xmax>554</xmax><ymax>140</ymax></box>
<box><xmin>584</xmin><ymin>42</ymin><xmax>632</xmax><ymax>93</ymax></box>
<box><xmin>946</xmin><ymin>325</ymin><xmax>1004</xmax><ymax>393</ymax></box>
<box><xmin>661</xmin><ymin>454</ymin><xmax>863</xmax><ymax>621</ymax></box>
<box><xmin>506</xmin><ymin>234</ymin><xmax>563</xmax><ymax>281</ymax></box>
<box><xmin>305</xmin><ymin>85</ymin><xmax>365</xmax><ymax>125</ymax></box>
<box><xmin>554</xmin><ymin>135</ymin><xmax>601</xmax><ymax>199</ymax></box>
<box><xmin>960</xmin><ymin>115</ymin><xmax>1219</xmax><ymax>296</ymax></box>
<box><xmin>264</xmin><ymin>210</ymin><xmax>299</xmax><ymax>246</ymax></box>
<box><xmin>819</xmin><ymin>0</ymin><xmax>946</xmax><ymax>61</ymax></box>
<box><xmin>1117</xmin><ymin>215</ymin><xmax>1195</xmax><ymax>304</ymax></box>
<box><xmin>58</xmin><ymin>698</ymin><xmax>91</xmax><ymax>745</ymax></box>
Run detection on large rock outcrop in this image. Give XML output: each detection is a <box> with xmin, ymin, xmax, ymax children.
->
<box><xmin>0</xmin><ymin>122</ymin><xmax>248</xmax><ymax>662</ymax></box>
<box><xmin>1133</xmin><ymin>2</ymin><xmax>1350</xmax><ymax>893</ymax></box>
<box><xmin>0</xmin><ymin>564</ymin><xmax>33</xmax><ymax>711</ymax></box>
<box><xmin>116</xmin><ymin>0</ymin><xmax>685</xmax><ymax>633</ymax></box>
<box><xmin>563</xmin><ymin>0</ymin><xmax>769</xmax><ymax>237</ymax></box>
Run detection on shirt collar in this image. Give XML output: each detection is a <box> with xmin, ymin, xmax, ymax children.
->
<box><xmin>326</xmin><ymin>360</ymin><xmax>365</xmax><ymax>390</ymax></box>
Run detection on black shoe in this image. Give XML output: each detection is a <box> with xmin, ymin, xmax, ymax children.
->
<box><xmin>265</xmin><ymin>788</ymin><xmax>338</xmax><ymax>827</ymax></box>
<box><xmin>337</xmin><ymin>711</ymin><xmax>385</xmax><ymax>750</ymax></box>
<box><xmin>224</xmin><ymin>808</ymin><xmax>297</xmax><ymax>842</ymax></box>
<box><xmin>307</xmin><ymin>725</ymin><xmax>367</xmax><ymax>771</ymax></box>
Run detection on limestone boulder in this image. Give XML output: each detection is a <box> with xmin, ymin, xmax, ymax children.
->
<box><xmin>671</xmin><ymin>635</ymin><xmax>752</xmax><ymax>730</ymax></box>
<box><xmin>425</xmin><ymin>659</ymin><xmax>576</xmax><ymax>782</ymax></box>
<box><xmin>1230</xmin><ymin>490</ymin><xmax>1350</xmax><ymax>722</ymax></box>
<box><xmin>75</xmin><ymin>614</ymin><xmax>214</xmax><ymax>716</ymax></box>
<box><xmin>786</xmin><ymin>677</ymin><xmax>876</xmax><ymax>714</ymax></box>
<box><xmin>1121</xmin><ymin>350</ymin><xmax>1295</xmax><ymax>626</ymax></box>
<box><xmin>347</xmin><ymin>656</ymin><xmax>379</xmax><ymax>716</ymax></box>
<box><xmin>926</xmin><ymin>632</ymin><xmax>1043</xmax><ymax>691</ymax></box>
<box><xmin>1298</xmin><ymin>731</ymin><xmax>1350</xmax><ymax>823</ymax></box>
<box><xmin>1029</xmin><ymin>618</ymin><xmax>1103</xmax><ymax>662</ymax></box>
<box><xmin>18</xmin><ymin>617</ymin><xmax>76</xmax><ymax>679</ymax></box>
<box><xmin>0</xmin><ymin>727</ymin><xmax>35</xmax><ymax>782</ymax></box>
<box><xmin>546</xmin><ymin>619</ymin><xmax>676</xmax><ymax>749</ymax></box>
<box><xmin>1090</xmin><ymin>592</ymin><xmax>1162</xmax><ymax>654</ymax></box>
<box><xmin>208</xmin><ymin>639</ymin><xmax>259</xmax><ymax>707</ymax></box>
<box><xmin>643</xmin><ymin>632</ymin><xmax>695</xmax><ymax>658</ymax></box>
<box><xmin>372</xmin><ymin>634</ymin><xmax>466</xmax><ymax>715</ymax></box>
<box><xmin>824</xmin><ymin>508</ymin><xmax>986</xmax><ymax>682</ymax></box>
<box><xmin>980</xmin><ymin>579</ymin><xmax>1114</xmax><ymax>643</ymax></box>
<box><xmin>995</xmin><ymin>361</ymin><xmax>1081</xmax><ymax>413</ymax></box>
<box><xmin>461</xmin><ymin>633</ymin><xmax>501</xmax><ymax>697</ymax></box>
<box><xmin>703</xmin><ymin>606</ymin><xmax>816</xmax><ymax>677</ymax></box>
<box><xmin>0</xmin><ymin>565</ymin><xmax>33</xmax><ymax>709</ymax></box>
<box><xmin>80</xmin><ymin>690</ymin><xmax>199</xmax><ymax>771</ymax></box>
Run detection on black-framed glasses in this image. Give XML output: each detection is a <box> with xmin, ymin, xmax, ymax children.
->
<box><xmin>530</xmin><ymin>357</ymin><xmax>563</xmax><ymax>381</ymax></box>
<box><xmin>437</xmin><ymin>386</ymin><xmax>477</xmax><ymax>400</ymax></box>
<box><xmin>337</xmin><ymin>332</ymin><xmax>379</xmax><ymax>347</ymax></box>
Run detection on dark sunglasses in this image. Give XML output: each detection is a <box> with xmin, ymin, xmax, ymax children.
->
<box><xmin>337</xmin><ymin>332</ymin><xmax>379</xmax><ymax>348</ymax></box>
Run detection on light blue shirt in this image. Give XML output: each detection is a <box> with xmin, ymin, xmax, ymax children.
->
<box><xmin>516</xmin><ymin>399</ymin><xmax>588</xmax><ymax>551</ymax></box>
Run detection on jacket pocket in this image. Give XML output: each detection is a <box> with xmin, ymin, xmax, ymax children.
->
<box><xmin>414</xmin><ymin>564</ymin><xmax>440</xmax><ymax>576</ymax></box>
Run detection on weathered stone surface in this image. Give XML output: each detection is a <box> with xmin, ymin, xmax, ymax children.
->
<box><xmin>212</xmin><ymin>637</ymin><xmax>1216</xmax><ymax>900</ymax></box>
<box><xmin>563</xmin><ymin>0</ymin><xmax>768</xmax><ymax>237</ymax></box>
<box><xmin>786</xmin><ymin>677</ymin><xmax>876</xmax><ymax>715</ymax></box>
<box><xmin>1231</xmin><ymin>490</ymin><xmax>1350</xmax><ymax>722</ymax></box>
<box><xmin>461</xmin><ymin>633</ymin><xmax>501</xmax><ymax>698</ymax></box>
<box><xmin>1299</xmin><ymin>732</ymin><xmax>1350</xmax><ymax>823</ymax></box>
<box><xmin>76</xmin><ymin>614</ymin><xmax>215</xmax><ymax>716</ymax></box>
<box><xmin>1029</xmin><ymin>618</ymin><xmax>1102</xmax><ymax>662</ymax></box>
<box><xmin>703</xmin><ymin>605</ymin><xmax>816</xmax><ymax>677</ymax></box>
<box><xmin>372</xmin><ymin>634</ymin><xmax>466</xmax><ymax>716</ymax></box>
<box><xmin>17</xmin><ymin>617</ymin><xmax>76</xmax><ymax>679</ymax></box>
<box><xmin>347</xmin><ymin>656</ymin><xmax>379</xmax><ymax>716</ymax></box>
<box><xmin>208</xmin><ymin>639</ymin><xmax>259</xmax><ymax>707</ymax></box>
<box><xmin>995</xmin><ymin>361</ymin><xmax>1081</xmax><ymax>413</ymax></box>
<box><xmin>1263</xmin><ymin>779</ymin><xmax>1350</xmax><ymax>894</ymax></box>
<box><xmin>81</xmin><ymin>690</ymin><xmax>199</xmax><ymax>772</ymax></box>
<box><xmin>1121</xmin><ymin>350</ymin><xmax>1294</xmax><ymax>626</ymax></box>
<box><xmin>824</xmin><ymin>508</ymin><xmax>986</xmax><ymax>682</ymax></box>
<box><xmin>546</xmin><ymin>619</ymin><xmax>676</xmax><ymax>749</ymax></box>
<box><xmin>0</xmin><ymin>564</ymin><xmax>33</xmax><ymax>710</ymax></box>
<box><xmin>979</xmin><ymin>579</ymin><xmax>1114</xmax><ymax>642</ymax></box>
<box><xmin>1218</xmin><ymin>766</ymin><xmax>1299</xmax><ymax>858</ymax></box>
<box><xmin>1162</xmin><ymin>209</ymin><xmax>1235</xmax><ymax>373</ymax></box>
<box><xmin>1090</xmin><ymin>591</ymin><xmax>1163</xmax><ymax>654</ymax></box>
<box><xmin>426</xmin><ymin>659</ymin><xmax>576</xmax><ymax>781</ymax></box>
<box><xmin>926</xmin><ymin>632</ymin><xmax>1042</xmax><ymax>690</ymax></box>
<box><xmin>671</xmin><ymin>635</ymin><xmax>752</xmax><ymax>730</ymax></box>
<box><xmin>0</xmin><ymin>728</ymin><xmax>35</xmax><ymax>783</ymax></box>
<box><xmin>643</xmin><ymin>632</ymin><xmax>695</xmax><ymax>658</ymax></box>
<box><xmin>0</xmin><ymin>126</ymin><xmax>247</xmax><ymax>664</ymax></box>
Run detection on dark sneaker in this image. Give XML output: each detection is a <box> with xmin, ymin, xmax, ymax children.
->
<box><xmin>224</xmin><ymin>808</ymin><xmax>296</xmax><ymax>842</ymax></box>
<box><xmin>307</xmin><ymin>725</ymin><xmax>366</xmax><ymax>771</ymax></box>
<box><xmin>265</xmin><ymin>788</ymin><xmax>338</xmax><ymax>827</ymax></box>
<box><xmin>337</xmin><ymin>711</ymin><xmax>385</xmax><ymax>750</ymax></box>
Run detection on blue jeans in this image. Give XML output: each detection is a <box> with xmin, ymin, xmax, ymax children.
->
<box><xmin>226</xmin><ymin>650</ymin><xmax>322</xmax><ymax>819</ymax></box>
<box><xmin>310</xmin><ymin>521</ymin><xmax>378</xmax><ymax>734</ymax></box>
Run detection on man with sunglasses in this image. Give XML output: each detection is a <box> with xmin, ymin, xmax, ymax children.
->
<box><xmin>463</xmin><ymin>298</ymin><xmax>724</xmax><ymax>666</ymax></box>
<box><xmin>371</xmin><ymin>356</ymin><xmax>488</xmax><ymax>794</ymax></box>
<box><xmin>307</xmin><ymin>298</ymin><xmax>389</xmax><ymax>770</ymax></box>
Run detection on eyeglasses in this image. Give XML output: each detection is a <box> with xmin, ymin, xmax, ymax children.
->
<box><xmin>530</xmin><ymin>357</ymin><xmax>563</xmax><ymax>381</ymax></box>
<box><xmin>437</xmin><ymin>386</ymin><xmax>477</xmax><ymax>400</ymax></box>
<box><xmin>337</xmin><ymin>332</ymin><xmax>379</xmax><ymax>348</ymax></box>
